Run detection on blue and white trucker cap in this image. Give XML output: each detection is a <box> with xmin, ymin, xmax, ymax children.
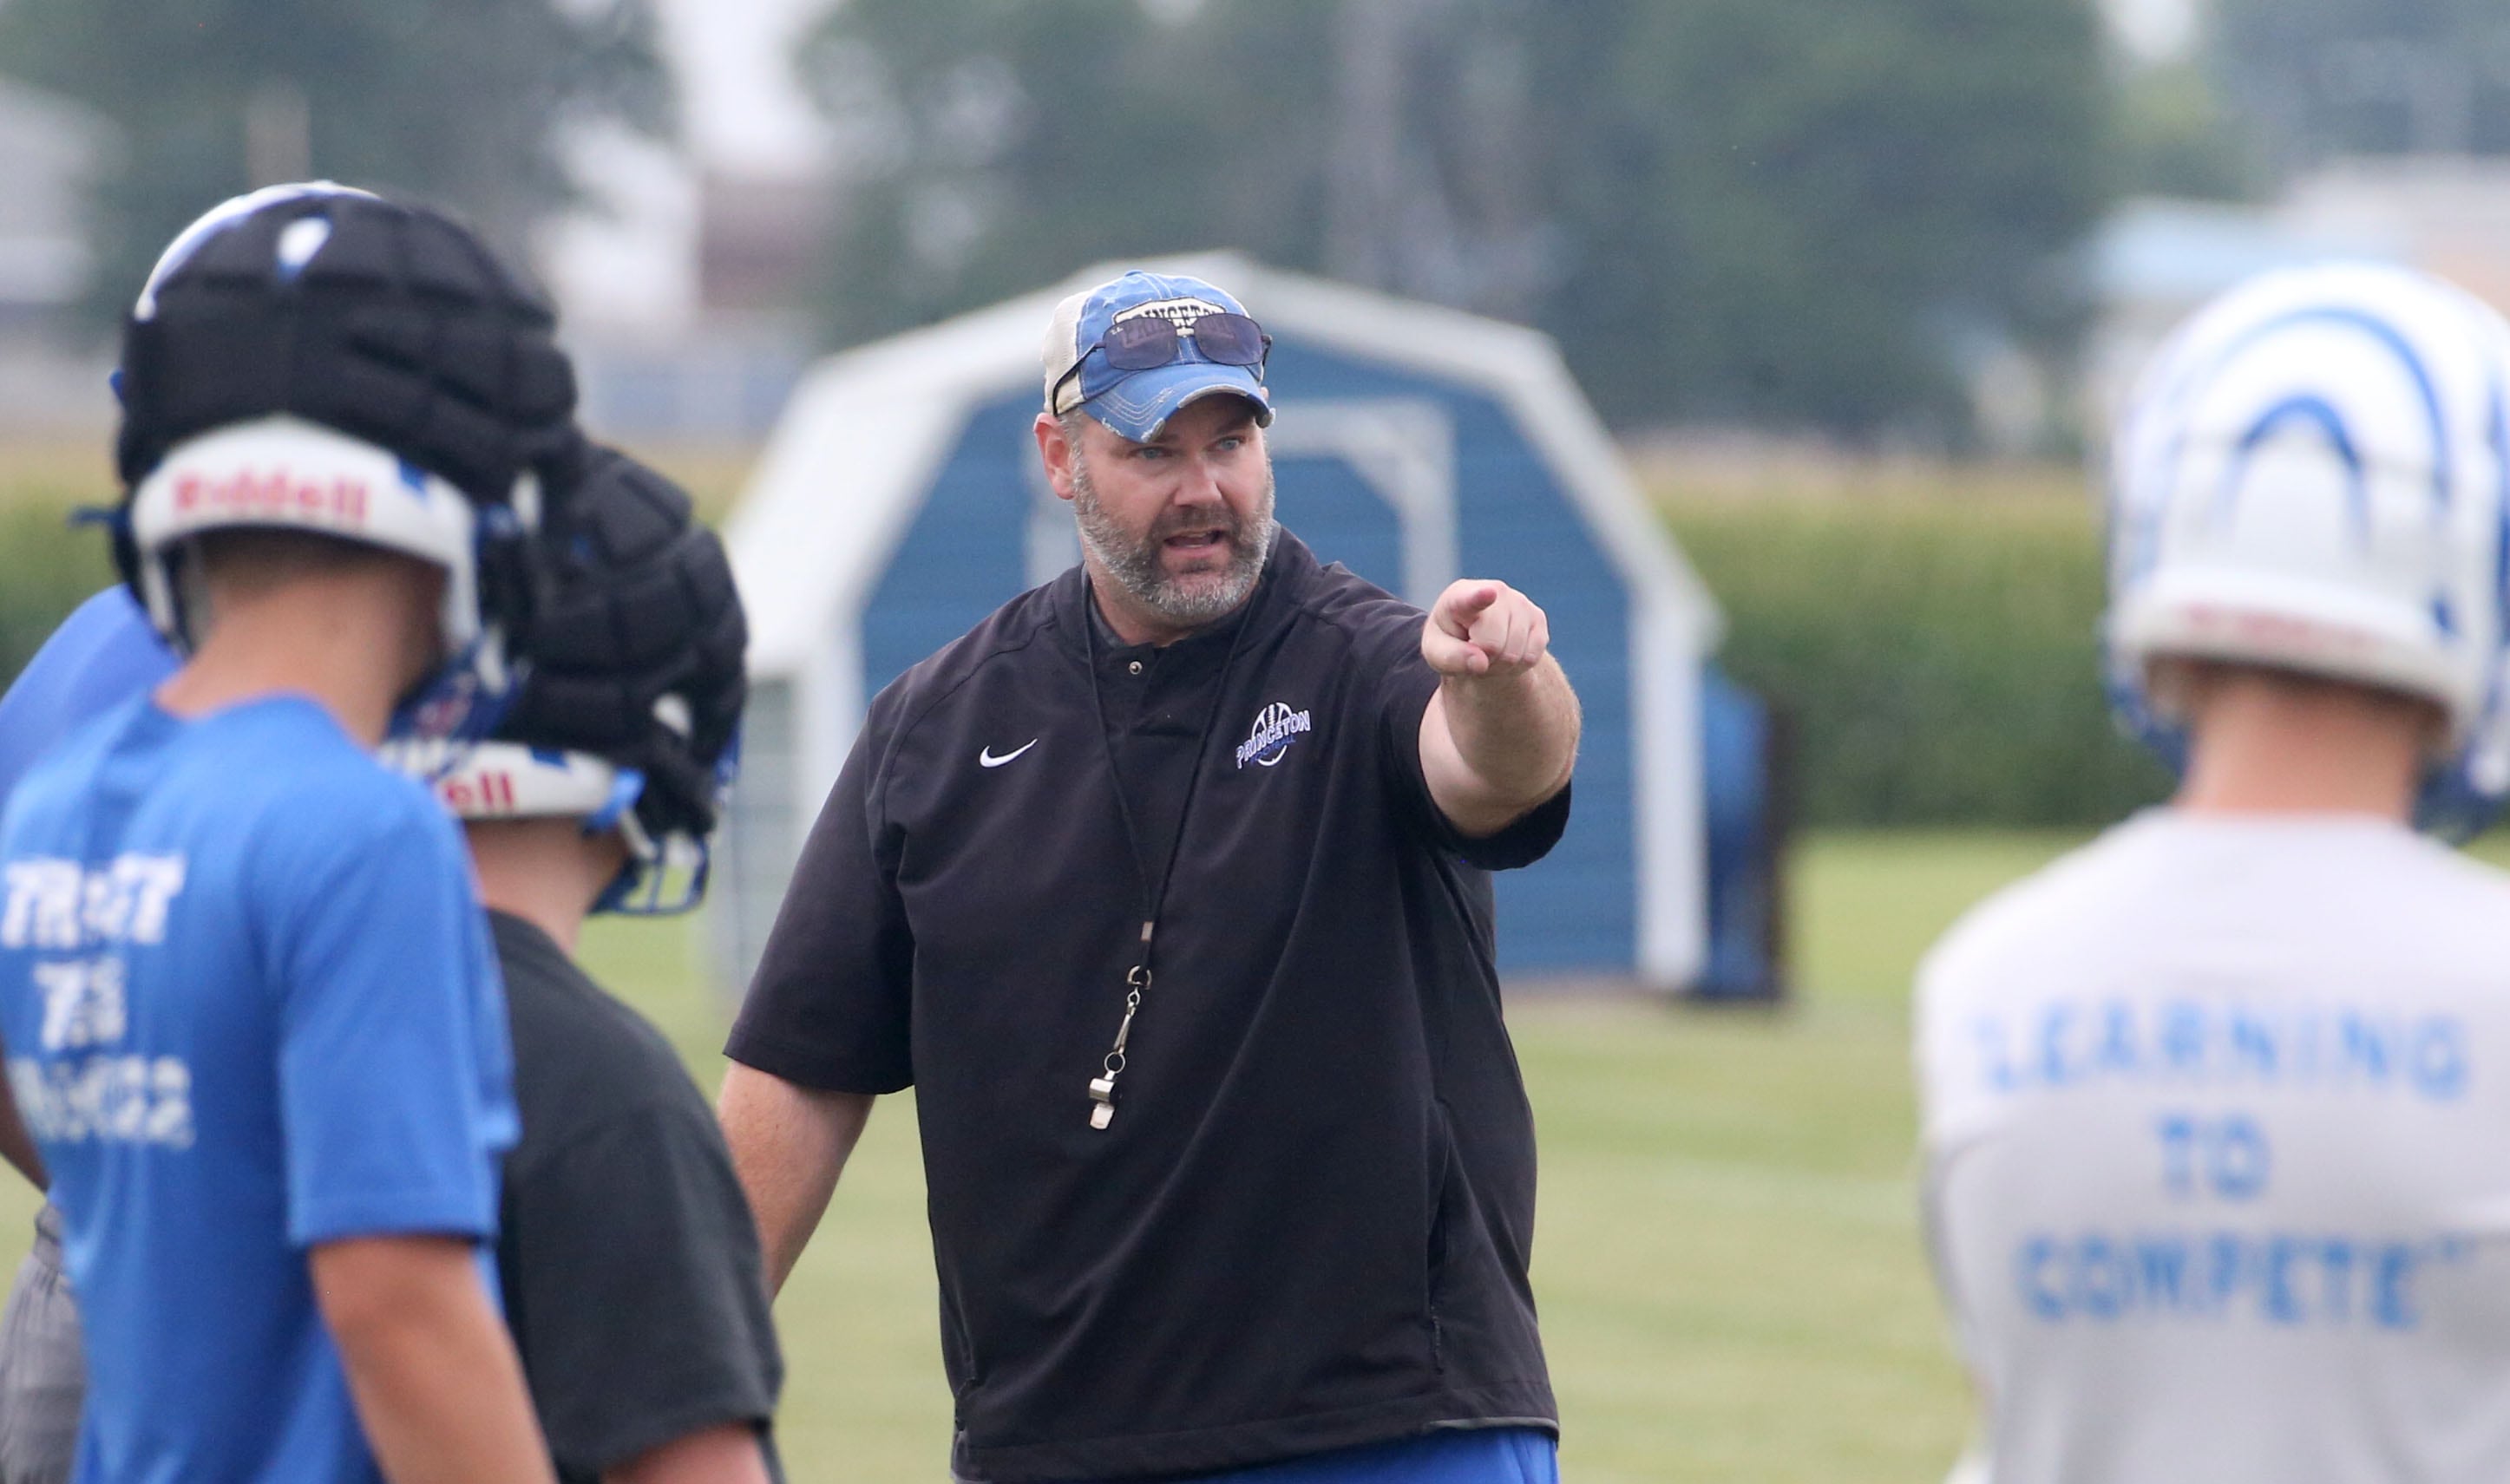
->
<box><xmin>1042</xmin><ymin>269</ymin><xmax>1274</xmax><ymax>442</ymax></box>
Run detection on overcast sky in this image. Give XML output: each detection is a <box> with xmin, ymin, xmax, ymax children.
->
<box><xmin>2108</xmin><ymin>0</ymin><xmax>2199</xmax><ymax>62</ymax></box>
<box><xmin>654</xmin><ymin>0</ymin><xmax>831</xmax><ymax>175</ymax></box>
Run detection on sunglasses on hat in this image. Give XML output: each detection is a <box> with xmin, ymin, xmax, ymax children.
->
<box><xmin>1052</xmin><ymin>311</ymin><xmax>1272</xmax><ymax>410</ymax></box>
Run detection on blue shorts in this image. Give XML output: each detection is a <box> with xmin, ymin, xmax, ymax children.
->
<box><xmin>1169</xmin><ymin>1428</ymin><xmax>1558</xmax><ymax>1484</ymax></box>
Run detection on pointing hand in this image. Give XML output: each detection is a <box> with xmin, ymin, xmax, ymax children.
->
<box><xmin>1422</xmin><ymin>580</ymin><xmax>1550</xmax><ymax>679</ymax></box>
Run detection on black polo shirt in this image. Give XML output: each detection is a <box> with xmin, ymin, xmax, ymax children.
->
<box><xmin>727</xmin><ymin>532</ymin><xmax>1568</xmax><ymax>1482</ymax></box>
<box><xmin>491</xmin><ymin>912</ymin><xmax>785</xmax><ymax>1484</ymax></box>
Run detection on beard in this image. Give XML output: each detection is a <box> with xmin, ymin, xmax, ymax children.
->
<box><xmin>1072</xmin><ymin>452</ymin><xmax>1278</xmax><ymax>630</ymax></box>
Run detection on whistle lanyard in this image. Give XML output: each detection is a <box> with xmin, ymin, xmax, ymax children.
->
<box><xmin>1081</xmin><ymin>589</ymin><xmax>1253</xmax><ymax>1131</ymax></box>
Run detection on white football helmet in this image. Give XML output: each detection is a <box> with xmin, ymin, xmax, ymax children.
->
<box><xmin>2107</xmin><ymin>261</ymin><xmax>2510</xmax><ymax>821</ymax></box>
<box><xmin>379</xmin><ymin>738</ymin><xmax>718</xmax><ymax>915</ymax></box>
<box><xmin>128</xmin><ymin>415</ymin><xmax>531</xmax><ymax>744</ymax></box>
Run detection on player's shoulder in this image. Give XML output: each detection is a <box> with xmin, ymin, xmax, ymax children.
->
<box><xmin>1917</xmin><ymin>823</ymin><xmax>2151</xmax><ymax>1002</ymax></box>
<box><xmin>1921</xmin><ymin>812</ymin><xmax>2510</xmax><ymax>1008</ymax></box>
<box><xmin>490</xmin><ymin>912</ymin><xmax>704</xmax><ymax>1161</ymax></box>
<box><xmin>2352</xmin><ymin>825</ymin><xmax>2510</xmax><ymax>951</ymax></box>
<box><xmin>170</xmin><ymin>699</ymin><xmax>462</xmax><ymax>863</ymax></box>
<box><xmin>211</xmin><ymin>698</ymin><xmax>436</xmax><ymax>803</ymax></box>
<box><xmin>29</xmin><ymin>587</ymin><xmax>159</xmax><ymax>678</ymax></box>
<box><xmin>1</xmin><ymin>692</ymin><xmax>154</xmax><ymax>836</ymax></box>
<box><xmin>493</xmin><ymin>912</ymin><xmax>682</xmax><ymax>1077</ymax></box>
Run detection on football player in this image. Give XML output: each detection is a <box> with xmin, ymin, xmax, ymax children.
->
<box><xmin>0</xmin><ymin>182</ymin><xmax>575</xmax><ymax>1481</ymax></box>
<box><xmin>1918</xmin><ymin>262</ymin><xmax>2510</xmax><ymax>1482</ymax></box>
<box><xmin>386</xmin><ymin>445</ymin><xmax>777</xmax><ymax>1484</ymax></box>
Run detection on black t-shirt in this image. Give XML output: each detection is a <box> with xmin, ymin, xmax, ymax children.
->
<box><xmin>728</xmin><ymin>533</ymin><xmax>1570</xmax><ymax>1483</ymax></box>
<box><xmin>490</xmin><ymin>911</ymin><xmax>784</xmax><ymax>1484</ymax></box>
<box><xmin>1085</xmin><ymin>592</ymin><xmax>1248</xmax><ymax>893</ymax></box>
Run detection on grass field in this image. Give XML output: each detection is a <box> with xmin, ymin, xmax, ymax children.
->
<box><xmin>0</xmin><ymin>448</ymin><xmax>2093</xmax><ymax>1475</ymax></box>
<box><xmin>544</xmin><ymin>830</ymin><xmax>2090</xmax><ymax>1483</ymax></box>
<box><xmin>0</xmin><ymin>657</ymin><xmax>2088</xmax><ymax>1474</ymax></box>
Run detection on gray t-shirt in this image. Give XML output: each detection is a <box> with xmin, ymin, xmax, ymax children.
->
<box><xmin>1919</xmin><ymin>813</ymin><xmax>2510</xmax><ymax>1484</ymax></box>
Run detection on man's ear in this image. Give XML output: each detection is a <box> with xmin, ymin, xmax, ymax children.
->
<box><xmin>1034</xmin><ymin>413</ymin><xmax>1078</xmax><ymax>505</ymax></box>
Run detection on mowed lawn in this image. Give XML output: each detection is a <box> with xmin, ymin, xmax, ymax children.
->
<box><xmin>0</xmin><ymin>447</ymin><xmax>2059</xmax><ymax>1475</ymax></box>
<box><xmin>560</xmin><ymin>830</ymin><xmax>2092</xmax><ymax>1483</ymax></box>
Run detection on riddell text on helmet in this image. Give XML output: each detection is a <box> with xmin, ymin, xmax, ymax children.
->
<box><xmin>172</xmin><ymin>467</ymin><xmax>370</xmax><ymax>526</ymax></box>
<box><xmin>2179</xmin><ymin>604</ymin><xmax>2382</xmax><ymax>654</ymax></box>
<box><xmin>436</xmin><ymin>769</ymin><xmax>521</xmax><ymax>815</ymax></box>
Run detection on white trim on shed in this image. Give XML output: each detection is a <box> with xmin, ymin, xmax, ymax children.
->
<box><xmin>724</xmin><ymin>252</ymin><xmax>1724</xmax><ymax>987</ymax></box>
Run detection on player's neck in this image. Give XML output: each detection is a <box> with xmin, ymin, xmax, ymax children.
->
<box><xmin>2173</xmin><ymin>673</ymin><xmax>2425</xmax><ymax>823</ymax></box>
<box><xmin>464</xmin><ymin>818</ymin><xmax>628</xmax><ymax>957</ymax></box>
<box><xmin>153</xmin><ymin>565</ymin><xmax>438</xmax><ymax>748</ymax></box>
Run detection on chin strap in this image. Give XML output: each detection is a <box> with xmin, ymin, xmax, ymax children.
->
<box><xmin>583</xmin><ymin>764</ymin><xmax>718</xmax><ymax>918</ymax></box>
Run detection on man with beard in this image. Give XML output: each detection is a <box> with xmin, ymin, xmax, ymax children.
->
<box><xmin>718</xmin><ymin>268</ymin><xmax>1580</xmax><ymax>1484</ymax></box>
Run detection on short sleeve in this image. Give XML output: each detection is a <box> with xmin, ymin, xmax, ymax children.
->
<box><xmin>275</xmin><ymin>804</ymin><xmax>514</xmax><ymax>1246</ymax></box>
<box><xmin>1346</xmin><ymin>598</ymin><xmax>1572</xmax><ymax>873</ymax></box>
<box><xmin>1913</xmin><ymin>919</ymin><xmax>2010</xmax><ymax>1161</ymax></box>
<box><xmin>0</xmin><ymin>588</ymin><xmax>175</xmax><ymax>808</ymax></box>
<box><xmin>724</xmin><ymin>712</ymin><xmax>916</xmax><ymax>1092</ymax></box>
<box><xmin>505</xmin><ymin>1101</ymin><xmax>781</xmax><ymax>1474</ymax></box>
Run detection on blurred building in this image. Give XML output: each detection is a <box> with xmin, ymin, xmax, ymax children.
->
<box><xmin>2089</xmin><ymin>157</ymin><xmax>2510</xmax><ymax>439</ymax></box>
<box><xmin>539</xmin><ymin>151</ymin><xmax>826</xmax><ymax>445</ymax></box>
<box><xmin>2284</xmin><ymin>160</ymin><xmax>2510</xmax><ymax>308</ymax></box>
<box><xmin>536</xmin><ymin>0</ymin><xmax>834</xmax><ymax>448</ymax></box>
<box><xmin>0</xmin><ymin>80</ymin><xmax>115</xmax><ymax>436</ymax></box>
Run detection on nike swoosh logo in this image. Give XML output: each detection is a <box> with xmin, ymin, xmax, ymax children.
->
<box><xmin>979</xmin><ymin>739</ymin><xmax>1039</xmax><ymax>768</ymax></box>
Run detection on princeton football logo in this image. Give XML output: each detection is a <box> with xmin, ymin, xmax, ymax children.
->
<box><xmin>1112</xmin><ymin>295</ymin><xmax>1228</xmax><ymax>329</ymax></box>
<box><xmin>1235</xmin><ymin>702</ymin><xmax>1313</xmax><ymax>768</ymax></box>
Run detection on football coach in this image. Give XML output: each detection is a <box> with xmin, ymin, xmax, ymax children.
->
<box><xmin>718</xmin><ymin>268</ymin><xmax>1579</xmax><ymax>1484</ymax></box>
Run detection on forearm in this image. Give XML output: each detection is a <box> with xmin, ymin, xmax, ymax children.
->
<box><xmin>1423</xmin><ymin>656</ymin><xmax>1581</xmax><ymax>834</ymax></box>
<box><xmin>311</xmin><ymin>1236</ymin><xmax>554</xmax><ymax>1484</ymax></box>
<box><xmin>604</xmin><ymin>1422</ymin><xmax>772</xmax><ymax>1484</ymax></box>
<box><xmin>716</xmin><ymin>1063</ymin><xmax>874</xmax><ymax>1294</ymax></box>
<box><xmin>0</xmin><ymin>1080</ymin><xmax>46</xmax><ymax>1188</ymax></box>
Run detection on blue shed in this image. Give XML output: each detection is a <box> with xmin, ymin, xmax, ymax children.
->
<box><xmin>718</xmin><ymin>254</ymin><xmax>1725</xmax><ymax>990</ymax></box>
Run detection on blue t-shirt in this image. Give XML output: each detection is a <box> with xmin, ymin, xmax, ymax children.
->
<box><xmin>0</xmin><ymin>694</ymin><xmax>516</xmax><ymax>1483</ymax></box>
<box><xmin>0</xmin><ymin>588</ymin><xmax>176</xmax><ymax>807</ymax></box>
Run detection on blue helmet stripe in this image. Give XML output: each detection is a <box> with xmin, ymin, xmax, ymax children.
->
<box><xmin>2422</xmin><ymin>373</ymin><xmax>2510</xmax><ymax>838</ymax></box>
<box><xmin>2183</xmin><ymin>306</ymin><xmax>2451</xmax><ymax>510</ymax></box>
<box><xmin>2487</xmin><ymin>370</ymin><xmax>2510</xmax><ymax>723</ymax></box>
<box><xmin>2133</xmin><ymin>304</ymin><xmax>2455</xmax><ymax>587</ymax></box>
<box><xmin>2217</xmin><ymin>394</ymin><xmax>2369</xmax><ymax>541</ymax></box>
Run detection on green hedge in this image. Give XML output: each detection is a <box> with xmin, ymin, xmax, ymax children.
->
<box><xmin>1663</xmin><ymin>494</ymin><xmax>2174</xmax><ymax>827</ymax></box>
<box><xmin>0</xmin><ymin>442</ymin><xmax>743</xmax><ymax>696</ymax></box>
<box><xmin>0</xmin><ymin>454</ymin><xmax>2178</xmax><ymax>828</ymax></box>
<box><xmin>0</xmin><ymin>456</ymin><xmax>120</xmax><ymax>691</ymax></box>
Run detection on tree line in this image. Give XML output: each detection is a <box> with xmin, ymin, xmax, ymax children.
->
<box><xmin>6</xmin><ymin>0</ymin><xmax>2507</xmax><ymax>439</ymax></box>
